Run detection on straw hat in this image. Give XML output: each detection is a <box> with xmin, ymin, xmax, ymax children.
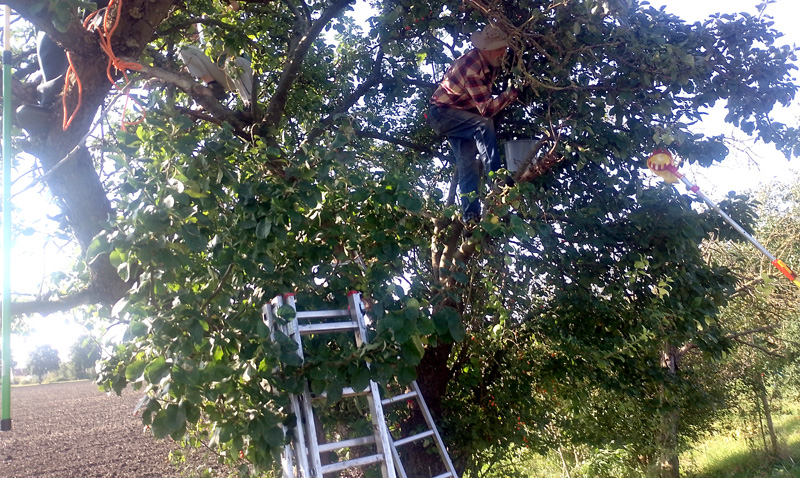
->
<box><xmin>470</xmin><ymin>25</ymin><xmax>508</xmax><ymax>50</ymax></box>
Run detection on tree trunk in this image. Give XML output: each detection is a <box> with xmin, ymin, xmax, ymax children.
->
<box><xmin>756</xmin><ymin>372</ymin><xmax>779</xmax><ymax>456</ymax></box>
<box><xmin>403</xmin><ymin>341</ymin><xmax>458</xmax><ymax>477</ymax></box>
<box><xmin>658</xmin><ymin>344</ymin><xmax>680</xmax><ymax>478</ymax></box>
<box><xmin>3</xmin><ymin>0</ymin><xmax>178</xmax><ymax>316</ymax></box>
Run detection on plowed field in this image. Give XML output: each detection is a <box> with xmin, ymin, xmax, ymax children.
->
<box><xmin>0</xmin><ymin>381</ymin><xmax>228</xmax><ymax>478</ymax></box>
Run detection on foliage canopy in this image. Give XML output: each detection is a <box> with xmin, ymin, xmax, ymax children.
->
<box><xmin>6</xmin><ymin>0</ymin><xmax>799</xmax><ymax>474</ymax></box>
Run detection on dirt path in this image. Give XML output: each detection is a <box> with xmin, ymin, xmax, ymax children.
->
<box><xmin>0</xmin><ymin>381</ymin><xmax>227</xmax><ymax>477</ymax></box>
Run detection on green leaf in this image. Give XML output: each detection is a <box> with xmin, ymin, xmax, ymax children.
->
<box><xmin>411</xmin><ymin>334</ymin><xmax>425</xmax><ymax>357</ymax></box>
<box><xmin>117</xmin><ymin>262</ymin><xmax>131</xmax><ymax>282</ymax></box>
<box><xmin>151</xmin><ymin>404</ymin><xmax>187</xmax><ymax>439</ymax></box>
<box><xmin>350</xmin><ymin>365</ymin><xmax>371</xmax><ymax>393</ymax></box>
<box><xmin>111</xmin><ymin>297</ymin><xmax>129</xmax><ymax>318</ymax></box>
<box><xmin>144</xmin><ymin>357</ymin><xmax>170</xmax><ymax>383</ymax></box>
<box><xmin>86</xmin><ymin>235</ymin><xmax>112</xmax><ymax>265</ymax></box>
<box><xmin>181</xmin><ymin>223</ymin><xmax>207</xmax><ymax>252</ymax></box>
<box><xmin>125</xmin><ymin>360</ymin><xmax>147</xmax><ymax>381</ymax></box>
<box><xmin>448</xmin><ymin>315</ymin><xmax>466</xmax><ymax>342</ymax></box>
<box><xmin>262</xmin><ymin>424</ymin><xmax>285</xmax><ymax>448</ymax></box>
<box><xmin>109</xmin><ymin>249</ymin><xmax>126</xmax><ymax>268</ymax></box>
<box><xmin>400</xmin><ymin>340</ymin><xmax>423</xmax><ymax>365</ymax></box>
<box><xmin>276</xmin><ymin>305</ymin><xmax>296</xmax><ymax>322</ymax></box>
<box><xmin>126</xmin><ymin>319</ymin><xmax>148</xmax><ymax>338</ymax></box>
<box><xmin>256</xmin><ymin>218</ymin><xmax>273</xmax><ymax>239</ymax></box>
<box><xmin>432</xmin><ymin>308</ymin><xmax>454</xmax><ymax>336</ymax></box>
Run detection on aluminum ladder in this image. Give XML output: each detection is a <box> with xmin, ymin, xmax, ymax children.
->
<box><xmin>263</xmin><ymin>291</ymin><xmax>458</xmax><ymax>478</ymax></box>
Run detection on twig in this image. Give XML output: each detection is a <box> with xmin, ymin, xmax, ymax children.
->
<box><xmin>200</xmin><ymin>263</ymin><xmax>235</xmax><ymax>313</ymax></box>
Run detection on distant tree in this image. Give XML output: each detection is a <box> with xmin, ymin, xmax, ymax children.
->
<box><xmin>27</xmin><ymin>345</ymin><xmax>61</xmax><ymax>383</ymax></box>
<box><xmin>0</xmin><ymin>354</ymin><xmax>18</xmax><ymax>375</ymax></box>
<box><xmin>703</xmin><ymin>175</ymin><xmax>800</xmax><ymax>456</ymax></box>
<box><xmin>69</xmin><ymin>335</ymin><xmax>101</xmax><ymax>380</ymax></box>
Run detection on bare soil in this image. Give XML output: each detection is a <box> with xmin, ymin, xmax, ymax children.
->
<box><xmin>0</xmin><ymin>380</ymin><xmax>229</xmax><ymax>478</ymax></box>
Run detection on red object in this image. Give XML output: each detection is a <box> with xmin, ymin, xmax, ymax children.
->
<box><xmin>772</xmin><ymin>259</ymin><xmax>798</xmax><ymax>281</ymax></box>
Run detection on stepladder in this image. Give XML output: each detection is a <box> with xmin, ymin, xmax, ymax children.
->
<box><xmin>263</xmin><ymin>291</ymin><xmax>459</xmax><ymax>478</ymax></box>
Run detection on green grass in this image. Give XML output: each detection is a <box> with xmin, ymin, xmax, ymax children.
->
<box><xmin>681</xmin><ymin>408</ymin><xmax>800</xmax><ymax>478</ymax></box>
<box><xmin>509</xmin><ymin>402</ymin><xmax>800</xmax><ymax>478</ymax></box>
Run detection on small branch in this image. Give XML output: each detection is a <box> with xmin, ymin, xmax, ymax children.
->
<box><xmin>174</xmin><ymin>106</ymin><xmax>226</xmax><ymax>127</ymax></box>
<box><xmin>730</xmin><ymin>275</ymin><xmax>766</xmax><ymax>298</ymax></box>
<box><xmin>262</xmin><ymin>0</ymin><xmax>354</xmax><ymax>127</ymax></box>
<box><xmin>301</xmin><ymin>47</ymin><xmax>386</xmax><ymax>147</ymax></box>
<box><xmin>677</xmin><ymin>324</ymin><xmax>780</xmax><ymax>357</ymax></box>
<box><xmin>355</xmin><ymin>129</ymin><xmax>434</xmax><ymax>155</ymax></box>
<box><xmin>727</xmin><ymin>324</ymin><xmax>781</xmax><ymax>341</ymax></box>
<box><xmin>445</xmin><ymin>169</ymin><xmax>457</xmax><ymax>207</ymax></box>
<box><xmin>200</xmin><ymin>264</ymin><xmax>235</xmax><ymax>313</ymax></box>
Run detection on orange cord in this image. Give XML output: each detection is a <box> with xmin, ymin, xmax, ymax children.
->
<box><xmin>63</xmin><ymin>0</ymin><xmax>144</xmax><ymax>131</ymax></box>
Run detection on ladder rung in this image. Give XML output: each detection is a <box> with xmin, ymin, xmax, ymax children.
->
<box><xmin>320</xmin><ymin>453</ymin><xmax>386</xmax><ymax>474</ymax></box>
<box><xmin>432</xmin><ymin>473</ymin><xmax>455</xmax><ymax>478</ymax></box>
<box><xmin>296</xmin><ymin>309</ymin><xmax>351</xmax><ymax>320</ymax></box>
<box><xmin>313</xmin><ymin>386</ymin><xmax>370</xmax><ymax>400</ymax></box>
<box><xmin>394</xmin><ymin>429</ymin><xmax>435</xmax><ymax>447</ymax></box>
<box><xmin>318</xmin><ymin>434</ymin><xmax>376</xmax><ymax>453</ymax></box>
<box><xmin>381</xmin><ymin>390</ymin><xmax>418</xmax><ymax>406</ymax></box>
<box><xmin>298</xmin><ymin>322</ymin><xmax>357</xmax><ymax>335</ymax></box>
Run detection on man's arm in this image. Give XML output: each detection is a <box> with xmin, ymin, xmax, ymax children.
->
<box><xmin>461</xmin><ymin>61</ymin><xmax>518</xmax><ymax>116</ymax></box>
<box><xmin>473</xmin><ymin>87</ymin><xmax>517</xmax><ymax>117</ymax></box>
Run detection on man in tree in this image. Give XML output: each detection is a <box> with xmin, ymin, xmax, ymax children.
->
<box><xmin>428</xmin><ymin>25</ymin><xmax>518</xmax><ymax>223</ymax></box>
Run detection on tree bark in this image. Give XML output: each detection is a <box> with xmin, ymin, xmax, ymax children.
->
<box><xmin>7</xmin><ymin>1</ymin><xmax>178</xmax><ymax>313</ymax></box>
<box><xmin>756</xmin><ymin>372</ymin><xmax>779</xmax><ymax>456</ymax></box>
<box><xmin>659</xmin><ymin>343</ymin><xmax>681</xmax><ymax>478</ymax></box>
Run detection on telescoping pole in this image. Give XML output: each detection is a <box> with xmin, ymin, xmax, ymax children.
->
<box><xmin>1</xmin><ymin>4</ymin><xmax>12</xmax><ymax>432</ymax></box>
<box><xmin>665</xmin><ymin>164</ymin><xmax>800</xmax><ymax>290</ymax></box>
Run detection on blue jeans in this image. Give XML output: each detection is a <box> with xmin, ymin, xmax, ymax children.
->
<box><xmin>429</xmin><ymin>105</ymin><xmax>501</xmax><ymax>222</ymax></box>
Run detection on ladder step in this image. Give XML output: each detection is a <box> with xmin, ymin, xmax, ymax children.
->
<box><xmin>432</xmin><ymin>473</ymin><xmax>455</xmax><ymax>478</ymax></box>
<box><xmin>313</xmin><ymin>386</ymin><xmax>370</xmax><ymax>400</ymax></box>
<box><xmin>381</xmin><ymin>390</ymin><xmax>418</xmax><ymax>406</ymax></box>
<box><xmin>296</xmin><ymin>309</ymin><xmax>351</xmax><ymax>320</ymax></box>
<box><xmin>319</xmin><ymin>453</ymin><xmax>386</xmax><ymax>474</ymax></box>
<box><xmin>318</xmin><ymin>434</ymin><xmax>375</xmax><ymax>453</ymax></box>
<box><xmin>298</xmin><ymin>322</ymin><xmax>357</xmax><ymax>335</ymax></box>
<box><xmin>394</xmin><ymin>429</ymin><xmax>435</xmax><ymax>447</ymax></box>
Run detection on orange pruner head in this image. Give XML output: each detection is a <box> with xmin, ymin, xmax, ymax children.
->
<box><xmin>647</xmin><ymin>149</ymin><xmax>679</xmax><ymax>184</ymax></box>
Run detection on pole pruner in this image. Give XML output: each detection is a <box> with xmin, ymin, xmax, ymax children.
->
<box><xmin>647</xmin><ymin>149</ymin><xmax>800</xmax><ymax>290</ymax></box>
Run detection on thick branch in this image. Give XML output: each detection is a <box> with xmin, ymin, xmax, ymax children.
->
<box><xmin>10</xmin><ymin>289</ymin><xmax>109</xmax><ymax>317</ymax></box>
<box><xmin>733</xmin><ymin>337</ymin><xmax>785</xmax><ymax>358</ymax></box>
<box><xmin>396</xmin><ymin>76</ymin><xmax>438</xmax><ymax>90</ymax></box>
<box><xmin>13</xmin><ymin>1</ymin><xmax>177</xmax><ymax>310</ymax></box>
<box><xmin>119</xmin><ymin>57</ymin><xmax>251</xmax><ymax>135</ymax></box>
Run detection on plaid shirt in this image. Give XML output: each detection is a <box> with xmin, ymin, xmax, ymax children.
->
<box><xmin>431</xmin><ymin>49</ymin><xmax>517</xmax><ymax>117</ymax></box>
